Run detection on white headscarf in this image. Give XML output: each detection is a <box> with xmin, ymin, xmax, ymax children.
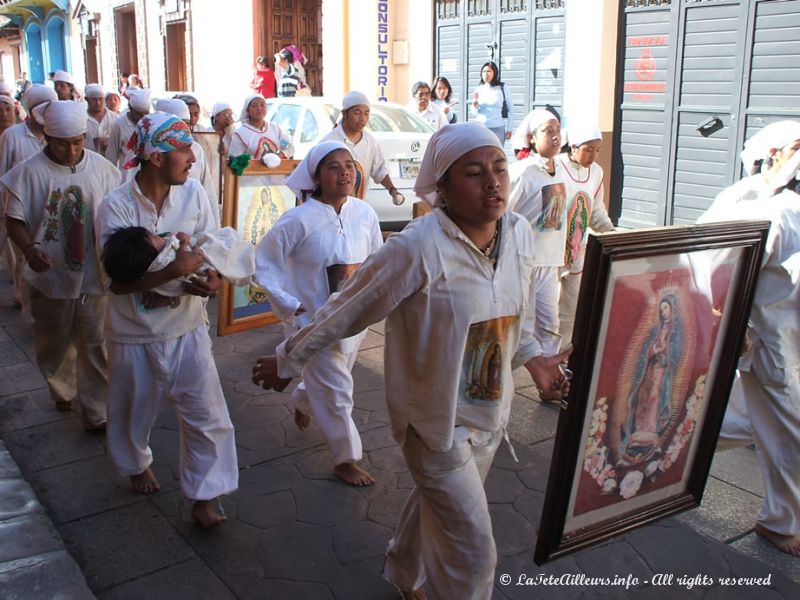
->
<box><xmin>342</xmin><ymin>91</ymin><xmax>370</xmax><ymax>110</ymax></box>
<box><xmin>155</xmin><ymin>98</ymin><xmax>190</xmax><ymax>121</ymax></box>
<box><xmin>239</xmin><ymin>94</ymin><xmax>266</xmax><ymax>123</ymax></box>
<box><xmin>285</xmin><ymin>140</ymin><xmax>353</xmax><ymax>199</ymax></box>
<box><xmin>0</xmin><ymin>81</ymin><xmax>11</xmax><ymax>95</ymax></box>
<box><xmin>212</xmin><ymin>101</ymin><xmax>232</xmax><ymax>117</ymax></box>
<box><xmin>34</xmin><ymin>100</ymin><xmax>87</xmax><ymax>137</ymax></box>
<box><xmin>127</xmin><ymin>88</ymin><xmax>152</xmax><ymax>113</ymax></box>
<box><xmin>0</xmin><ymin>95</ymin><xmax>15</xmax><ymax>108</ymax></box>
<box><xmin>740</xmin><ymin>120</ymin><xmax>800</xmax><ymax>176</ymax></box>
<box><xmin>84</xmin><ymin>84</ymin><xmax>104</xmax><ymax>98</ymax></box>
<box><xmin>414</xmin><ymin>122</ymin><xmax>504</xmax><ymax>207</ymax></box>
<box><xmin>566</xmin><ymin>125</ymin><xmax>602</xmax><ymax>148</ymax></box>
<box><xmin>23</xmin><ymin>85</ymin><xmax>58</xmax><ymax>111</ymax></box>
<box><xmin>53</xmin><ymin>70</ymin><xmax>74</xmax><ymax>85</ymax></box>
<box><xmin>510</xmin><ymin>108</ymin><xmax>558</xmax><ymax>151</ymax></box>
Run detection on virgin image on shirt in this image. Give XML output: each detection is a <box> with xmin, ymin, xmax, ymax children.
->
<box><xmin>538</xmin><ymin>182</ymin><xmax>567</xmax><ymax>231</ymax></box>
<box><xmin>460</xmin><ymin>316</ymin><xmax>518</xmax><ymax>404</ymax></box>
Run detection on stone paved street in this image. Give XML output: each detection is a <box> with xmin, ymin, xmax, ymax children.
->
<box><xmin>0</xmin><ymin>269</ymin><xmax>799</xmax><ymax>599</ymax></box>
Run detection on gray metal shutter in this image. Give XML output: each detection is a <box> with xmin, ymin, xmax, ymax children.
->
<box><xmin>436</xmin><ymin>22</ymin><xmax>463</xmax><ymax>113</ymax></box>
<box><xmin>497</xmin><ymin>17</ymin><xmax>528</xmax><ymax>132</ymax></box>
<box><xmin>466</xmin><ymin>22</ymin><xmax>495</xmax><ymax>120</ymax></box>
<box><xmin>532</xmin><ymin>13</ymin><xmax>566</xmax><ymax>114</ymax></box>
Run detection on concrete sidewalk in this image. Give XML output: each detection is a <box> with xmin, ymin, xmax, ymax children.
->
<box><xmin>0</xmin><ymin>269</ymin><xmax>798</xmax><ymax>599</ymax></box>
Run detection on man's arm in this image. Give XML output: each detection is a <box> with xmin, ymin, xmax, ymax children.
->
<box><xmin>5</xmin><ymin>216</ymin><xmax>52</xmax><ymax>272</ymax></box>
<box><xmin>109</xmin><ymin>239</ymin><xmax>205</xmax><ymax>295</ymax></box>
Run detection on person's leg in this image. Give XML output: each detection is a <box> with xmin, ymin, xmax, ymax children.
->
<box><xmin>168</xmin><ymin>326</ymin><xmax>237</xmax><ymax>525</ymax></box>
<box><xmin>107</xmin><ymin>339</ymin><xmax>168</xmax><ymax>493</ymax></box>
<box><xmin>716</xmin><ymin>372</ymin><xmax>754</xmax><ymax>451</ymax></box>
<box><xmin>303</xmin><ymin>348</ymin><xmax>372</xmax><ymax>485</ymax></box>
<box><xmin>12</xmin><ymin>245</ymin><xmax>32</xmax><ymax>322</ymax></box>
<box><xmin>488</xmin><ymin>126</ymin><xmax>505</xmax><ymax>146</ymax></box>
<box><xmin>740</xmin><ymin>370</ymin><xmax>800</xmax><ymax>555</ymax></box>
<box><xmin>28</xmin><ymin>292</ymin><xmax>78</xmax><ymax>409</ymax></box>
<box><xmin>385</xmin><ymin>427</ymin><xmax>496</xmax><ymax>600</ymax></box>
<box><xmin>558</xmin><ymin>270</ymin><xmax>581</xmax><ymax>351</ymax></box>
<box><xmin>73</xmin><ymin>295</ymin><xmax>109</xmax><ymax>429</ymax></box>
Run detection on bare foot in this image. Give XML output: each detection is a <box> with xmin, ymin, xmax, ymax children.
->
<box><xmin>399</xmin><ymin>589</ymin><xmax>427</xmax><ymax>600</ymax></box>
<box><xmin>294</xmin><ymin>408</ymin><xmax>311</xmax><ymax>431</ymax></box>
<box><xmin>334</xmin><ymin>462</ymin><xmax>376</xmax><ymax>486</ymax></box>
<box><xmin>755</xmin><ymin>523</ymin><xmax>800</xmax><ymax>556</ymax></box>
<box><xmin>130</xmin><ymin>468</ymin><xmax>161</xmax><ymax>494</ymax></box>
<box><xmin>191</xmin><ymin>499</ymin><xmax>227</xmax><ymax>528</ymax></box>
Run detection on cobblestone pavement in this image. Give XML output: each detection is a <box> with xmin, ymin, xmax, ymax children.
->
<box><xmin>0</xmin><ymin>270</ymin><xmax>798</xmax><ymax>599</ymax></box>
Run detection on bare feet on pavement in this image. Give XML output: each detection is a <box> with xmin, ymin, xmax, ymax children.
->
<box><xmin>130</xmin><ymin>468</ymin><xmax>160</xmax><ymax>494</ymax></box>
<box><xmin>334</xmin><ymin>462</ymin><xmax>375</xmax><ymax>486</ymax></box>
<box><xmin>294</xmin><ymin>408</ymin><xmax>311</xmax><ymax>431</ymax></box>
<box><xmin>755</xmin><ymin>523</ymin><xmax>800</xmax><ymax>556</ymax></box>
<box><xmin>192</xmin><ymin>499</ymin><xmax>227</xmax><ymax>528</ymax></box>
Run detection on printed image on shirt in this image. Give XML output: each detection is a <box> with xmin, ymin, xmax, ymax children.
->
<box><xmin>459</xmin><ymin>316</ymin><xmax>518</xmax><ymax>404</ymax></box>
<box><xmin>43</xmin><ymin>190</ymin><xmax>61</xmax><ymax>242</ymax></box>
<box><xmin>326</xmin><ymin>263</ymin><xmax>361</xmax><ymax>296</ymax></box>
<box><xmin>352</xmin><ymin>159</ymin><xmax>366</xmax><ymax>199</ymax></box>
<box><xmin>564</xmin><ymin>191</ymin><xmax>590</xmax><ymax>268</ymax></box>
<box><xmin>61</xmin><ymin>186</ymin><xmax>91</xmax><ymax>271</ymax></box>
<box><xmin>138</xmin><ymin>290</ymin><xmax>181</xmax><ymax>311</ymax></box>
<box><xmin>538</xmin><ymin>182</ymin><xmax>567</xmax><ymax>231</ymax></box>
<box><xmin>255</xmin><ymin>136</ymin><xmax>279</xmax><ymax>160</ymax></box>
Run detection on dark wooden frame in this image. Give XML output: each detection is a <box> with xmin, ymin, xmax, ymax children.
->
<box><xmin>217</xmin><ymin>159</ymin><xmax>300</xmax><ymax>336</ymax></box>
<box><xmin>534</xmin><ymin>221</ymin><xmax>769</xmax><ymax>565</ymax></box>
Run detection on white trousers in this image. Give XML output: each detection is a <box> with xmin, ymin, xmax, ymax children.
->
<box><xmin>558</xmin><ymin>270</ymin><xmax>581</xmax><ymax>351</ymax></box>
<box><xmin>293</xmin><ymin>347</ymin><xmax>362</xmax><ymax>465</ymax></box>
<box><xmin>716</xmin><ymin>371</ymin><xmax>754</xmax><ymax>450</ymax></box>
<box><xmin>384</xmin><ymin>426</ymin><xmax>502</xmax><ymax>600</ymax></box>
<box><xmin>29</xmin><ymin>291</ymin><xmax>108</xmax><ymax>426</ymax></box>
<box><xmin>740</xmin><ymin>370</ymin><xmax>800</xmax><ymax>536</ymax></box>
<box><xmin>525</xmin><ymin>266</ymin><xmax>562</xmax><ymax>356</ymax></box>
<box><xmin>107</xmin><ymin>325</ymin><xmax>238</xmax><ymax>501</ymax></box>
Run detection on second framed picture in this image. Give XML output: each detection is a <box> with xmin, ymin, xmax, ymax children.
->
<box><xmin>534</xmin><ymin>221</ymin><xmax>769</xmax><ymax>565</ymax></box>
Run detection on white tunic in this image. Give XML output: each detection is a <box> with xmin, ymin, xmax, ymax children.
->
<box><xmin>96</xmin><ymin>177</ymin><xmax>216</xmax><ymax>343</ymax></box>
<box><xmin>508</xmin><ymin>155</ymin><xmax>569</xmax><ymax>267</ymax></box>
<box><xmin>276</xmin><ymin>209</ymin><xmax>543</xmax><ymax>452</ymax></box>
<box><xmin>104</xmin><ymin>110</ymin><xmax>138</xmax><ymax>170</ymax></box>
<box><xmin>2</xmin><ymin>150</ymin><xmax>120</xmax><ymax>298</ymax></box>
<box><xmin>557</xmin><ymin>155</ymin><xmax>614</xmax><ymax>273</ymax></box>
<box><xmin>228</xmin><ymin>121</ymin><xmax>294</xmax><ymax>159</ymax></box>
<box><xmin>85</xmin><ymin>110</ymin><xmax>116</xmax><ymax>154</ymax></box>
<box><xmin>322</xmin><ymin>126</ymin><xmax>389</xmax><ymax>186</ymax></box>
<box><xmin>0</xmin><ymin>121</ymin><xmax>44</xmax><ymax>175</ymax></box>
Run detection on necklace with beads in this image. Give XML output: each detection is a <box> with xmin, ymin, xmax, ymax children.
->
<box><xmin>481</xmin><ymin>226</ymin><xmax>499</xmax><ymax>257</ymax></box>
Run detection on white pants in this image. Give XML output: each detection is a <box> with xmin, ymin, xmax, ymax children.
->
<box><xmin>384</xmin><ymin>426</ymin><xmax>502</xmax><ymax>600</ymax></box>
<box><xmin>107</xmin><ymin>325</ymin><xmax>238</xmax><ymax>501</ymax></box>
<box><xmin>716</xmin><ymin>371</ymin><xmax>754</xmax><ymax>450</ymax></box>
<box><xmin>293</xmin><ymin>347</ymin><xmax>362</xmax><ymax>465</ymax></box>
<box><xmin>29</xmin><ymin>291</ymin><xmax>108</xmax><ymax>427</ymax></box>
<box><xmin>740</xmin><ymin>369</ymin><xmax>800</xmax><ymax>536</ymax></box>
<box><xmin>525</xmin><ymin>266</ymin><xmax>562</xmax><ymax>356</ymax></box>
<box><xmin>558</xmin><ymin>270</ymin><xmax>581</xmax><ymax>351</ymax></box>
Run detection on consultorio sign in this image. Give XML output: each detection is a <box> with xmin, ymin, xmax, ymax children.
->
<box><xmin>377</xmin><ymin>0</ymin><xmax>389</xmax><ymax>102</ymax></box>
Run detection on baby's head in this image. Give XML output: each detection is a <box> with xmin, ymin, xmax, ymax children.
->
<box><xmin>103</xmin><ymin>226</ymin><xmax>166</xmax><ymax>283</ymax></box>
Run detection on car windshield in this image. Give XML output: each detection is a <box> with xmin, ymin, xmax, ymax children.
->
<box><xmin>322</xmin><ymin>104</ymin><xmax>434</xmax><ymax>134</ymax></box>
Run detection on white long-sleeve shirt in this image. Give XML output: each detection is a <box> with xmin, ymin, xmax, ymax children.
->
<box><xmin>0</xmin><ymin>121</ymin><xmax>43</xmax><ymax>175</ymax></box>
<box><xmin>85</xmin><ymin>110</ymin><xmax>116</xmax><ymax>154</ymax></box>
<box><xmin>104</xmin><ymin>110</ymin><xmax>138</xmax><ymax>170</ymax></box>
<box><xmin>256</xmin><ymin>196</ymin><xmax>382</xmax><ymax>353</ymax></box>
<box><xmin>509</xmin><ymin>155</ymin><xmax>569</xmax><ymax>267</ymax></box>
<box><xmin>276</xmin><ymin>209</ymin><xmax>543</xmax><ymax>452</ymax></box>
<box><xmin>96</xmin><ymin>177</ymin><xmax>217</xmax><ymax>343</ymax></box>
<box><xmin>229</xmin><ymin>121</ymin><xmax>294</xmax><ymax>159</ymax></box>
<box><xmin>557</xmin><ymin>155</ymin><xmax>614</xmax><ymax>273</ymax></box>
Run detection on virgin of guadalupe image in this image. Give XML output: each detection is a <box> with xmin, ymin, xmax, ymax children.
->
<box><xmin>242</xmin><ymin>185</ymin><xmax>289</xmax><ymax>305</ymax></box>
<box><xmin>564</xmin><ymin>191</ymin><xmax>589</xmax><ymax>268</ymax></box>
<box><xmin>611</xmin><ymin>291</ymin><xmax>695</xmax><ymax>469</ymax></box>
<box><xmin>61</xmin><ymin>186</ymin><xmax>90</xmax><ymax>271</ymax></box>
<box><xmin>461</xmin><ymin>316</ymin><xmax>517</xmax><ymax>403</ymax></box>
<box><xmin>351</xmin><ymin>159</ymin><xmax>367</xmax><ymax>199</ymax></box>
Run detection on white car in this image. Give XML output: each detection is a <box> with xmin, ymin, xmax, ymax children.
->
<box><xmin>265</xmin><ymin>97</ymin><xmax>433</xmax><ymax>230</ymax></box>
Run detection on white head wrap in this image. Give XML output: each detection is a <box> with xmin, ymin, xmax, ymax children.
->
<box><xmin>53</xmin><ymin>70</ymin><xmax>74</xmax><ymax>85</ymax></box>
<box><xmin>0</xmin><ymin>80</ymin><xmax>11</xmax><ymax>95</ymax></box>
<box><xmin>240</xmin><ymin>94</ymin><xmax>266</xmax><ymax>122</ymax></box>
<box><xmin>566</xmin><ymin>125</ymin><xmax>602</xmax><ymax>148</ymax></box>
<box><xmin>740</xmin><ymin>120</ymin><xmax>800</xmax><ymax>175</ymax></box>
<box><xmin>127</xmin><ymin>88</ymin><xmax>152</xmax><ymax>113</ymax></box>
<box><xmin>414</xmin><ymin>122</ymin><xmax>504</xmax><ymax>206</ymax></box>
<box><xmin>510</xmin><ymin>108</ymin><xmax>559</xmax><ymax>151</ymax></box>
<box><xmin>285</xmin><ymin>140</ymin><xmax>353</xmax><ymax>199</ymax></box>
<box><xmin>24</xmin><ymin>85</ymin><xmax>58</xmax><ymax>111</ymax></box>
<box><xmin>155</xmin><ymin>98</ymin><xmax>190</xmax><ymax>121</ymax></box>
<box><xmin>212</xmin><ymin>101</ymin><xmax>232</xmax><ymax>117</ymax></box>
<box><xmin>342</xmin><ymin>91</ymin><xmax>370</xmax><ymax>110</ymax></box>
<box><xmin>0</xmin><ymin>95</ymin><xmax>15</xmax><ymax>108</ymax></box>
<box><xmin>84</xmin><ymin>84</ymin><xmax>104</xmax><ymax>98</ymax></box>
<box><xmin>34</xmin><ymin>100</ymin><xmax>87</xmax><ymax>137</ymax></box>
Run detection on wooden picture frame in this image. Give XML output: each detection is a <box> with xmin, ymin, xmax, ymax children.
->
<box><xmin>191</xmin><ymin>131</ymin><xmax>223</xmax><ymax>205</ymax></box>
<box><xmin>217</xmin><ymin>159</ymin><xmax>300</xmax><ymax>336</ymax></box>
<box><xmin>534</xmin><ymin>221</ymin><xmax>769</xmax><ymax>564</ymax></box>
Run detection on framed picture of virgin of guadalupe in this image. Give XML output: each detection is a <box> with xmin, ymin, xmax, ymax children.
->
<box><xmin>534</xmin><ymin>221</ymin><xmax>769</xmax><ymax>565</ymax></box>
<box><xmin>217</xmin><ymin>159</ymin><xmax>300</xmax><ymax>336</ymax></box>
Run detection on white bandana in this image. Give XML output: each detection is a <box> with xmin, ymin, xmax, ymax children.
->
<box><xmin>740</xmin><ymin>120</ymin><xmax>800</xmax><ymax>175</ymax></box>
<box><xmin>53</xmin><ymin>70</ymin><xmax>74</xmax><ymax>85</ymax></box>
<box><xmin>23</xmin><ymin>85</ymin><xmax>58</xmax><ymax>111</ymax></box>
<box><xmin>239</xmin><ymin>94</ymin><xmax>266</xmax><ymax>123</ymax></box>
<box><xmin>0</xmin><ymin>81</ymin><xmax>11</xmax><ymax>95</ymax></box>
<box><xmin>511</xmin><ymin>108</ymin><xmax>558</xmax><ymax>151</ymax></box>
<box><xmin>128</xmin><ymin>88</ymin><xmax>152</xmax><ymax>113</ymax></box>
<box><xmin>155</xmin><ymin>98</ymin><xmax>190</xmax><ymax>121</ymax></box>
<box><xmin>38</xmin><ymin>100</ymin><xmax>87</xmax><ymax>137</ymax></box>
<box><xmin>566</xmin><ymin>125</ymin><xmax>602</xmax><ymax>148</ymax></box>
<box><xmin>414</xmin><ymin>122</ymin><xmax>504</xmax><ymax>206</ymax></box>
<box><xmin>342</xmin><ymin>91</ymin><xmax>370</xmax><ymax>110</ymax></box>
<box><xmin>285</xmin><ymin>140</ymin><xmax>353</xmax><ymax>199</ymax></box>
<box><xmin>84</xmin><ymin>84</ymin><xmax>104</xmax><ymax>98</ymax></box>
<box><xmin>212</xmin><ymin>101</ymin><xmax>232</xmax><ymax>117</ymax></box>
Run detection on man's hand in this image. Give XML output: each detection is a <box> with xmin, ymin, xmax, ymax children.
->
<box><xmin>24</xmin><ymin>246</ymin><xmax>53</xmax><ymax>272</ymax></box>
<box><xmin>252</xmin><ymin>355</ymin><xmax>293</xmax><ymax>391</ymax></box>
<box><xmin>524</xmin><ymin>346</ymin><xmax>574</xmax><ymax>401</ymax></box>
<box><xmin>170</xmin><ymin>237</ymin><xmax>204</xmax><ymax>277</ymax></box>
<box><xmin>182</xmin><ymin>269</ymin><xmax>222</xmax><ymax>297</ymax></box>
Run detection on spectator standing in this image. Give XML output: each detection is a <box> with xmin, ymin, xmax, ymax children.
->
<box><xmin>470</xmin><ymin>61</ymin><xmax>513</xmax><ymax>144</ymax></box>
